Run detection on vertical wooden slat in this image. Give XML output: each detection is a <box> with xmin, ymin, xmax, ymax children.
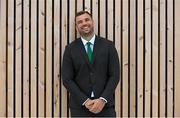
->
<box><xmin>107</xmin><ymin>0</ymin><xmax>113</xmax><ymax>41</ymax></box>
<box><xmin>69</xmin><ymin>0</ymin><xmax>75</xmax><ymax>43</ymax></box>
<box><xmin>76</xmin><ymin>0</ymin><xmax>83</xmax><ymax>12</ymax></box>
<box><xmin>152</xmin><ymin>0</ymin><xmax>159</xmax><ymax>116</ymax></box>
<box><xmin>122</xmin><ymin>0</ymin><xmax>129</xmax><ymax>116</ymax></box>
<box><xmin>84</xmin><ymin>0</ymin><xmax>91</xmax><ymax>12</ymax></box>
<box><xmin>15</xmin><ymin>0</ymin><xmax>22</xmax><ymax>116</ymax></box>
<box><xmin>115</xmin><ymin>0</ymin><xmax>121</xmax><ymax>117</ymax></box>
<box><xmin>145</xmin><ymin>0</ymin><xmax>151</xmax><ymax>116</ymax></box>
<box><xmin>7</xmin><ymin>0</ymin><xmax>14</xmax><ymax>116</ymax></box>
<box><xmin>53</xmin><ymin>0</ymin><xmax>60</xmax><ymax>116</ymax></box>
<box><xmin>0</xmin><ymin>0</ymin><xmax>6</xmax><ymax>116</ymax></box>
<box><xmin>67</xmin><ymin>1</ymin><xmax>75</xmax><ymax>116</ymax></box>
<box><xmin>61</xmin><ymin>0</ymin><xmax>68</xmax><ymax>117</ymax></box>
<box><xmin>38</xmin><ymin>0</ymin><xmax>45</xmax><ymax>116</ymax></box>
<box><xmin>159</xmin><ymin>0</ymin><xmax>166</xmax><ymax>116</ymax></box>
<box><xmin>23</xmin><ymin>0</ymin><xmax>29</xmax><ymax>116</ymax></box>
<box><xmin>167</xmin><ymin>0</ymin><xmax>174</xmax><ymax>116</ymax></box>
<box><xmin>31</xmin><ymin>0</ymin><xmax>37</xmax><ymax>116</ymax></box>
<box><xmin>99</xmin><ymin>0</ymin><xmax>106</xmax><ymax>37</ymax></box>
<box><xmin>175</xmin><ymin>0</ymin><xmax>180</xmax><ymax>117</ymax></box>
<box><xmin>129</xmin><ymin>0</ymin><xmax>136</xmax><ymax>117</ymax></box>
<box><xmin>76</xmin><ymin>0</ymin><xmax>83</xmax><ymax>38</ymax></box>
<box><xmin>137</xmin><ymin>0</ymin><xmax>144</xmax><ymax>116</ymax></box>
<box><xmin>92</xmin><ymin>0</ymin><xmax>99</xmax><ymax>35</ymax></box>
<box><xmin>46</xmin><ymin>0</ymin><xmax>52</xmax><ymax>116</ymax></box>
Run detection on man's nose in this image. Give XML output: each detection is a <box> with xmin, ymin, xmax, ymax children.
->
<box><xmin>82</xmin><ymin>20</ymin><xmax>88</xmax><ymax>25</ymax></box>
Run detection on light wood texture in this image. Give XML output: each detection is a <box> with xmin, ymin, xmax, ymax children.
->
<box><xmin>69</xmin><ymin>0</ymin><xmax>75</xmax><ymax>43</ymax></box>
<box><xmin>30</xmin><ymin>0</ymin><xmax>37</xmax><ymax>116</ymax></box>
<box><xmin>38</xmin><ymin>0</ymin><xmax>45</xmax><ymax>116</ymax></box>
<box><xmin>23</xmin><ymin>0</ymin><xmax>29</xmax><ymax>116</ymax></box>
<box><xmin>0</xmin><ymin>0</ymin><xmax>179</xmax><ymax>117</ymax></box>
<box><xmin>84</xmin><ymin>0</ymin><xmax>91</xmax><ymax>12</ymax></box>
<box><xmin>137</xmin><ymin>0</ymin><xmax>144</xmax><ymax>116</ymax></box>
<box><xmin>15</xmin><ymin>0</ymin><xmax>22</xmax><ymax>116</ymax></box>
<box><xmin>152</xmin><ymin>0</ymin><xmax>159</xmax><ymax>116</ymax></box>
<box><xmin>145</xmin><ymin>0</ymin><xmax>151</xmax><ymax>116</ymax></box>
<box><xmin>107</xmin><ymin>0</ymin><xmax>113</xmax><ymax>41</ymax></box>
<box><xmin>92</xmin><ymin>0</ymin><xmax>98</xmax><ymax>35</ymax></box>
<box><xmin>115</xmin><ymin>0</ymin><xmax>121</xmax><ymax>117</ymax></box>
<box><xmin>167</xmin><ymin>0</ymin><xmax>174</xmax><ymax>116</ymax></box>
<box><xmin>175</xmin><ymin>0</ymin><xmax>180</xmax><ymax>117</ymax></box>
<box><xmin>122</xmin><ymin>0</ymin><xmax>129</xmax><ymax>116</ymax></box>
<box><xmin>76</xmin><ymin>0</ymin><xmax>83</xmax><ymax>38</ymax></box>
<box><xmin>0</xmin><ymin>0</ymin><xmax>6</xmax><ymax>116</ymax></box>
<box><xmin>159</xmin><ymin>0</ymin><xmax>166</xmax><ymax>116</ymax></box>
<box><xmin>61</xmin><ymin>0</ymin><xmax>68</xmax><ymax>117</ymax></box>
<box><xmin>7</xmin><ymin>0</ymin><xmax>14</xmax><ymax>116</ymax></box>
<box><xmin>129</xmin><ymin>0</ymin><xmax>136</xmax><ymax>116</ymax></box>
<box><xmin>46</xmin><ymin>0</ymin><xmax>52</xmax><ymax>116</ymax></box>
<box><xmin>53</xmin><ymin>0</ymin><xmax>60</xmax><ymax>116</ymax></box>
<box><xmin>99</xmin><ymin>0</ymin><xmax>106</xmax><ymax>37</ymax></box>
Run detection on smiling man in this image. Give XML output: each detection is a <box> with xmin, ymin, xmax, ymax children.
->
<box><xmin>62</xmin><ymin>10</ymin><xmax>120</xmax><ymax>117</ymax></box>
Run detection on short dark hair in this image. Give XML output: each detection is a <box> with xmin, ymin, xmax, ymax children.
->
<box><xmin>75</xmin><ymin>10</ymin><xmax>92</xmax><ymax>19</ymax></box>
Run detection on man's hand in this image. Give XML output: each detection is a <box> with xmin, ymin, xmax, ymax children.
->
<box><xmin>89</xmin><ymin>99</ymin><xmax>106</xmax><ymax>114</ymax></box>
<box><xmin>84</xmin><ymin>99</ymin><xmax>94</xmax><ymax>110</ymax></box>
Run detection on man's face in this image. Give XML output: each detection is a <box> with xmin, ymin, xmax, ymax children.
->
<box><xmin>75</xmin><ymin>13</ymin><xmax>94</xmax><ymax>37</ymax></box>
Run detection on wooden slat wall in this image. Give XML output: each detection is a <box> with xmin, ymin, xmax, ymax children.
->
<box><xmin>0</xmin><ymin>0</ymin><xmax>180</xmax><ymax>117</ymax></box>
<box><xmin>175</xmin><ymin>0</ymin><xmax>180</xmax><ymax>116</ymax></box>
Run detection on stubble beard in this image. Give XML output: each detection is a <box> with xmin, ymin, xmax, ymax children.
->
<box><xmin>80</xmin><ymin>28</ymin><xmax>94</xmax><ymax>38</ymax></box>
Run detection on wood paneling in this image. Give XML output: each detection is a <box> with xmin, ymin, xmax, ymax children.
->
<box><xmin>152</xmin><ymin>0</ymin><xmax>159</xmax><ymax>116</ymax></box>
<box><xmin>0</xmin><ymin>0</ymin><xmax>6</xmax><ymax>116</ymax></box>
<box><xmin>38</xmin><ymin>0</ymin><xmax>45</xmax><ymax>116</ymax></box>
<box><xmin>61</xmin><ymin>0</ymin><xmax>68</xmax><ymax>117</ymax></box>
<box><xmin>175</xmin><ymin>0</ymin><xmax>180</xmax><ymax>117</ymax></box>
<box><xmin>0</xmin><ymin>0</ymin><xmax>179</xmax><ymax>117</ymax></box>
<box><xmin>7</xmin><ymin>0</ymin><xmax>14</xmax><ymax>116</ymax></box>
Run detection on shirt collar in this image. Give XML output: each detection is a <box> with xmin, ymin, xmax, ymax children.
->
<box><xmin>81</xmin><ymin>34</ymin><xmax>96</xmax><ymax>46</ymax></box>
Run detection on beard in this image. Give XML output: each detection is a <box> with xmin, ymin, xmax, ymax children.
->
<box><xmin>79</xmin><ymin>27</ymin><xmax>94</xmax><ymax>37</ymax></box>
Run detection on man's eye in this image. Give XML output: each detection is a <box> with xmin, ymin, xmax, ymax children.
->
<box><xmin>77</xmin><ymin>21</ymin><xmax>82</xmax><ymax>24</ymax></box>
<box><xmin>85</xmin><ymin>18</ymin><xmax>90</xmax><ymax>21</ymax></box>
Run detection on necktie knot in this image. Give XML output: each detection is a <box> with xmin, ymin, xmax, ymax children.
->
<box><xmin>87</xmin><ymin>42</ymin><xmax>92</xmax><ymax>63</ymax></box>
<box><xmin>87</xmin><ymin>42</ymin><xmax>91</xmax><ymax>47</ymax></box>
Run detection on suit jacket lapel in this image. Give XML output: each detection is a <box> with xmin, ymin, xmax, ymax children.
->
<box><xmin>76</xmin><ymin>38</ymin><xmax>90</xmax><ymax>66</ymax></box>
<box><xmin>91</xmin><ymin>36</ymin><xmax>101</xmax><ymax>65</ymax></box>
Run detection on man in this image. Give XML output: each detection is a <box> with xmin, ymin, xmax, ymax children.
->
<box><xmin>62</xmin><ymin>10</ymin><xmax>120</xmax><ymax>117</ymax></box>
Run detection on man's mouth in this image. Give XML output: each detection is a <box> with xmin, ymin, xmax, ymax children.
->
<box><xmin>82</xmin><ymin>26</ymin><xmax>89</xmax><ymax>29</ymax></box>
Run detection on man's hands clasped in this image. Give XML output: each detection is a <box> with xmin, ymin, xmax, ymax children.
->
<box><xmin>84</xmin><ymin>98</ymin><xmax>106</xmax><ymax>114</ymax></box>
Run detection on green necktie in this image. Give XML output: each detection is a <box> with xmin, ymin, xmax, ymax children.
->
<box><xmin>87</xmin><ymin>42</ymin><xmax>92</xmax><ymax>63</ymax></box>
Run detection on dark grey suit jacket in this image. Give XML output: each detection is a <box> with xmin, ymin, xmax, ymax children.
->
<box><xmin>62</xmin><ymin>36</ymin><xmax>120</xmax><ymax>109</ymax></box>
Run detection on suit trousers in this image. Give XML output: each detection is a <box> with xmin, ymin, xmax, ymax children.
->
<box><xmin>70</xmin><ymin>106</ymin><xmax>116</xmax><ymax>117</ymax></box>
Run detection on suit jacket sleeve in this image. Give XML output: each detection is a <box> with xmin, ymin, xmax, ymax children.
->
<box><xmin>101</xmin><ymin>42</ymin><xmax>120</xmax><ymax>102</ymax></box>
<box><xmin>62</xmin><ymin>45</ymin><xmax>88</xmax><ymax>105</ymax></box>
